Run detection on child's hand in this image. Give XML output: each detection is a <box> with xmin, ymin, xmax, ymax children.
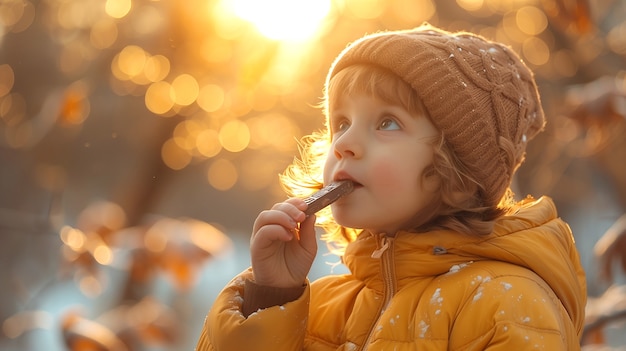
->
<box><xmin>250</xmin><ymin>198</ymin><xmax>317</xmax><ymax>288</ymax></box>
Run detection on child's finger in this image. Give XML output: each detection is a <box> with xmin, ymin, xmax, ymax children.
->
<box><xmin>297</xmin><ymin>214</ymin><xmax>318</xmax><ymax>253</ymax></box>
<box><xmin>253</xmin><ymin>224</ymin><xmax>297</xmax><ymax>247</ymax></box>
<box><xmin>252</xmin><ymin>200</ymin><xmax>307</xmax><ymax>232</ymax></box>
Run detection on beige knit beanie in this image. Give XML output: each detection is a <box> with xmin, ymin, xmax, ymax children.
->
<box><xmin>326</xmin><ymin>24</ymin><xmax>546</xmax><ymax>208</ymax></box>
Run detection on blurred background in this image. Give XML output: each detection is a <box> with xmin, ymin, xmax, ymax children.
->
<box><xmin>1</xmin><ymin>0</ymin><xmax>626</xmax><ymax>350</ymax></box>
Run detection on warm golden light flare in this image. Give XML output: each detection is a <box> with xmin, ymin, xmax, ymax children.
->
<box><xmin>247</xmin><ymin>113</ymin><xmax>300</xmax><ymax>151</ymax></box>
<box><xmin>207</xmin><ymin>158</ymin><xmax>238</xmax><ymax>190</ymax></box>
<box><xmin>239</xmin><ymin>156</ymin><xmax>278</xmax><ymax>191</ymax></box>
<box><xmin>197</xmin><ymin>84</ymin><xmax>225</xmax><ymax>112</ymax></box>
<box><xmin>456</xmin><ymin>0</ymin><xmax>483</xmax><ymax>12</ymax></box>
<box><xmin>523</xmin><ymin>36</ymin><xmax>550</xmax><ymax>66</ymax></box>
<box><xmin>173</xmin><ymin>120</ymin><xmax>202</xmax><ymax>151</ymax></box>
<box><xmin>390</xmin><ymin>0</ymin><xmax>435</xmax><ymax>25</ymax></box>
<box><xmin>145</xmin><ymin>81</ymin><xmax>175</xmax><ymax>115</ymax></box>
<box><xmin>61</xmin><ymin>226</ymin><xmax>87</xmax><ymax>252</ymax></box>
<box><xmin>90</xmin><ymin>18</ymin><xmax>118</xmax><ymax>50</ymax></box>
<box><xmin>516</xmin><ymin>6</ymin><xmax>547</xmax><ymax>36</ymax></box>
<box><xmin>0</xmin><ymin>0</ymin><xmax>25</xmax><ymax>27</ymax></box>
<box><xmin>144</xmin><ymin>55</ymin><xmax>170</xmax><ymax>83</ymax></box>
<box><xmin>196</xmin><ymin>129</ymin><xmax>222</xmax><ymax>158</ymax></box>
<box><xmin>346</xmin><ymin>0</ymin><xmax>384</xmax><ymax>19</ymax></box>
<box><xmin>0</xmin><ymin>0</ymin><xmax>35</xmax><ymax>33</ymax></box>
<box><xmin>162</xmin><ymin>138</ymin><xmax>192</xmax><ymax>170</ymax></box>
<box><xmin>0</xmin><ymin>64</ymin><xmax>14</xmax><ymax>97</ymax></box>
<box><xmin>170</xmin><ymin>74</ymin><xmax>199</xmax><ymax>106</ymax></box>
<box><xmin>117</xmin><ymin>45</ymin><xmax>147</xmax><ymax>78</ymax></box>
<box><xmin>93</xmin><ymin>245</ymin><xmax>113</xmax><ymax>265</ymax></box>
<box><xmin>218</xmin><ymin>119</ymin><xmax>250</xmax><ymax>152</ymax></box>
<box><xmin>222</xmin><ymin>0</ymin><xmax>331</xmax><ymax>41</ymax></box>
<box><xmin>201</xmin><ymin>38</ymin><xmax>233</xmax><ymax>63</ymax></box>
<box><xmin>105</xmin><ymin>0</ymin><xmax>132</xmax><ymax>19</ymax></box>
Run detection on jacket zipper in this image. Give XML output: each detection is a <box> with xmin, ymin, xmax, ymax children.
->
<box><xmin>361</xmin><ymin>234</ymin><xmax>396</xmax><ymax>351</ymax></box>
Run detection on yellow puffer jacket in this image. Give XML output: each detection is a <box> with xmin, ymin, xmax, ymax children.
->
<box><xmin>197</xmin><ymin>196</ymin><xmax>587</xmax><ymax>351</ymax></box>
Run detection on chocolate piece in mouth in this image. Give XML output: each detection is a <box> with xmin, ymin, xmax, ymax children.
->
<box><xmin>303</xmin><ymin>180</ymin><xmax>354</xmax><ymax>216</ymax></box>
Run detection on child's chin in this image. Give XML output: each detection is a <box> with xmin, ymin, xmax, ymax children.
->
<box><xmin>332</xmin><ymin>214</ymin><xmax>361</xmax><ymax>230</ymax></box>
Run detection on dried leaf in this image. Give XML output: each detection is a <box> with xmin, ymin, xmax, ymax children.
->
<box><xmin>137</xmin><ymin>217</ymin><xmax>233</xmax><ymax>291</ymax></box>
<box><xmin>62</xmin><ymin>312</ymin><xmax>129</xmax><ymax>351</ymax></box>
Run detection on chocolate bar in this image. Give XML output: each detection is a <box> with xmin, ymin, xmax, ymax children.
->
<box><xmin>303</xmin><ymin>180</ymin><xmax>354</xmax><ymax>215</ymax></box>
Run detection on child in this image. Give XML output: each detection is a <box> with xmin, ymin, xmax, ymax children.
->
<box><xmin>196</xmin><ymin>24</ymin><xmax>587</xmax><ymax>350</ymax></box>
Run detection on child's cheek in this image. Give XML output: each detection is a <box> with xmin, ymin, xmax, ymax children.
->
<box><xmin>369</xmin><ymin>158</ymin><xmax>405</xmax><ymax>190</ymax></box>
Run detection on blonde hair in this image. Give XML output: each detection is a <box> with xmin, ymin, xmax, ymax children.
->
<box><xmin>280</xmin><ymin>64</ymin><xmax>516</xmax><ymax>255</ymax></box>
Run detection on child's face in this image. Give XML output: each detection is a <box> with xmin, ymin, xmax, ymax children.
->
<box><xmin>323</xmin><ymin>92</ymin><xmax>440</xmax><ymax>234</ymax></box>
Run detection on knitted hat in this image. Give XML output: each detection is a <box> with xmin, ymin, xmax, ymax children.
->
<box><xmin>326</xmin><ymin>24</ymin><xmax>546</xmax><ymax>208</ymax></box>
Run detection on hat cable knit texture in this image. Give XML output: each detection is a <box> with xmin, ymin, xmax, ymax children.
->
<box><xmin>327</xmin><ymin>25</ymin><xmax>546</xmax><ymax>208</ymax></box>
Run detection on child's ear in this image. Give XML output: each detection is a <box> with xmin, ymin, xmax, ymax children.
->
<box><xmin>449</xmin><ymin>190</ymin><xmax>472</xmax><ymax>204</ymax></box>
<box><xmin>447</xmin><ymin>188</ymin><xmax>481</xmax><ymax>209</ymax></box>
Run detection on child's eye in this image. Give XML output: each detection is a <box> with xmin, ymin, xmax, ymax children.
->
<box><xmin>338</xmin><ymin>121</ymin><xmax>349</xmax><ymax>131</ymax></box>
<box><xmin>334</xmin><ymin>119</ymin><xmax>350</xmax><ymax>133</ymax></box>
<box><xmin>379</xmin><ymin>118</ymin><xmax>400</xmax><ymax>131</ymax></box>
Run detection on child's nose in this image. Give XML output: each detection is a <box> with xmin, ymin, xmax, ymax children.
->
<box><xmin>333</xmin><ymin>128</ymin><xmax>362</xmax><ymax>159</ymax></box>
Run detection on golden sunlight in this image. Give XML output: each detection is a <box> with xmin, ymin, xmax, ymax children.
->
<box><xmin>222</xmin><ymin>0</ymin><xmax>332</xmax><ymax>41</ymax></box>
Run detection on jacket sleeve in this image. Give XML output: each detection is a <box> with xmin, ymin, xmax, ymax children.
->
<box><xmin>195</xmin><ymin>268</ymin><xmax>310</xmax><ymax>351</ymax></box>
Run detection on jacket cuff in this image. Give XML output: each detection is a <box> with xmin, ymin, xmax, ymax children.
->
<box><xmin>242</xmin><ymin>279</ymin><xmax>306</xmax><ymax>317</ymax></box>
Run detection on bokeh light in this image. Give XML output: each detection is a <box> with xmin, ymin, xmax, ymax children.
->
<box><xmin>145</xmin><ymin>81</ymin><xmax>175</xmax><ymax>115</ymax></box>
<box><xmin>345</xmin><ymin>0</ymin><xmax>385</xmax><ymax>19</ymax></box>
<box><xmin>197</xmin><ymin>84</ymin><xmax>225</xmax><ymax>113</ymax></box>
<box><xmin>0</xmin><ymin>64</ymin><xmax>14</xmax><ymax>97</ymax></box>
<box><xmin>170</xmin><ymin>74</ymin><xmax>199</xmax><ymax>107</ymax></box>
<box><xmin>90</xmin><ymin>18</ymin><xmax>118</xmax><ymax>49</ymax></box>
<box><xmin>523</xmin><ymin>36</ymin><xmax>551</xmax><ymax>66</ymax></box>
<box><xmin>207</xmin><ymin>158</ymin><xmax>238</xmax><ymax>191</ymax></box>
<box><xmin>162</xmin><ymin>137</ymin><xmax>192</xmax><ymax>170</ymax></box>
<box><xmin>247</xmin><ymin>113</ymin><xmax>300</xmax><ymax>151</ymax></box>
<box><xmin>516</xmin><ymin>6</ymin><xmax>548</xmax><ymax>36</ymax></box>
<box><xmin>218</xmin><ymin>119</ymin><xmax>250</xmax><ymax>153</ymax></box>
<box><xmin>196</xmin><ymin>128</ymin><xmax>222</xmax><ymax>158</ymax></box>
<box><xmin>456</xmin><ymin>0</ymin><xmax>483</xmax><ymax>12</ymax></box>
<box><xmin>0</xmin><ymin>0</ymin><xmax>35</xmax><ymax>33</ymax></box>
<box><xmin>105</xmin><ymin>0</ymin><xmax>132</xmax><ymax>19</ymax></box>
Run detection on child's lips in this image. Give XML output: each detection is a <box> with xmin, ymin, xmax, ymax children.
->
<box><xmin>333</xmin><ymin>171</ymin><xmax>358</xmax><ymax>185</ymax></box>
<box><xmin>332</xmin><ymin>170</ymin><xmax>364</xmax><ymax>193</ymax></box>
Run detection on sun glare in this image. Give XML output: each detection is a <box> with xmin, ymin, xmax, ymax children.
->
<box><xmin>223</xmin><ymin>0</ymin><xmax>332</xmax><ymax>41</ymax></box>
